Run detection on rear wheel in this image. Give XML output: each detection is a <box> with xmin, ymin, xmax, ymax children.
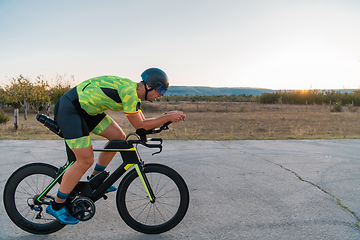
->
<box><xmin>117</xmin><ymin>163</ymin><xmax>189</xmax><ymax>234</ymax></box>
<box><xmin>3</xmin><ymin>163</ymin><xmax>65</xmax><ymax>234</ymax></box>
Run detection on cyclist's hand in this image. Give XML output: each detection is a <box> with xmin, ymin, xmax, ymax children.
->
<box><xmin>166</xmin><ymin>111</ymin><xmax>186</xmax><ymax>122</ymax></box>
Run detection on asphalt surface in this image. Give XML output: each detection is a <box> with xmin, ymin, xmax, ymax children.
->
<box><xmin>1</xmin><ymin>139</ymin><xmax>360</xmax><ymax>240</ymax></box>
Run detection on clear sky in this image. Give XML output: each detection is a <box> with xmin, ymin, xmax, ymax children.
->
<box><xmin>1</xmin><ymin>0</ymin><xmax>359</xmax><ymax>90</ymax></box>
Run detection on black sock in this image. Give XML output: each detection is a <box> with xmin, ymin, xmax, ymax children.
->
<box><xmin>52</xmin><ymin>201</ymin><xmax>65</xmax><ymax>211</ymax></box>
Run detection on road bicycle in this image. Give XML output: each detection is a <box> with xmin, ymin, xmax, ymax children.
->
<box><xmin>3</xmin><ymin>114</ymin><xmax>189</xmax><ymax>235</ymax></box>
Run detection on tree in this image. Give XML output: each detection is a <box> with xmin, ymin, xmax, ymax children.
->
<box><xmin>0</xmin><ymin>87</ymin><xmax>6</xmax><ymax>109</ymax></box>
<box><xmin>28</xmin><ymin>76</ymin><xmax>51</xmax><ymax>114</ymax></box>
<box><xmin>50</xmin><ymin>74</ymin><xmax>73</xmax><ymax>104</ymax></box>
<box><xmin>4</xmin><ymin>75</ymin><xmax>52</xmax><ymax>119</ymax></box>
<box><xmin>5</xmin><ymin>75</ymin><xmax>33</xmax><ymax>120</ymax></box>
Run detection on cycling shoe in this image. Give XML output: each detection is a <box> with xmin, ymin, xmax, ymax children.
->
<box><xmin>87</xmin><ymin>175</ymin><xmax>117</xmax><ymax>193</ymax></box>
<box><xmin>46</xmin><ymin>204</ymin><xmax>79</xmax><ymax>225</ymax></box>
<box><xmin>106</xmin><ymin>185</ymin><xmax>117</xmax><ymax>193</ymax></box>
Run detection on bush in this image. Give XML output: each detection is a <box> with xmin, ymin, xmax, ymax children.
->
<box><xmin>348</xmin><ymin>104</ymin><xmax>357</xmax><ymax>112</ymax></box>
<box><xmin>141</xmin><ymin>102</ymin><xmax>160</xmax><ymax>113</ymax></box>
<box><xmin>0</xmin><ymin>109</ymin><xmax>9</xmax><ymax>124</ymax></box>
<box><xmin>331</xmin><ymin>101</ymin><xmax>343</xmax><ymax>112</ymax></box>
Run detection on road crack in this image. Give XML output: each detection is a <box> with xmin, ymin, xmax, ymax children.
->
<box><xmin>216</xmin><ymin>142</ymin><xmax>360</xmax><ymax>229</ymax></box>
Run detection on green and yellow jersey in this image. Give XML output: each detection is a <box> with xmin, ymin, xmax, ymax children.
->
<box><xmin>76</xmin><ymin>76</ymin><xmax>141</xmax><ymax>116</ymax></box>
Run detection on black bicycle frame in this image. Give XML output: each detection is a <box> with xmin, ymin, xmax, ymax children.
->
<box><xmin>36</xmin><ymin>139</ymin><xmax>156</xmax><ymax>204</ymax></box>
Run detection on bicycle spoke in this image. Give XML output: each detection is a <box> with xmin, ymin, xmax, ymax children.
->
<box><xmin>3</xmin><ymin>163</ymin><xmax>65</xmax><ymax>234</ymax></box>
<box><xmin>117</xmin><ymin>164</ymin><xmax>189</xmax><ymax>234</ymax></box>
<box><xmin>154</xmin><ymin>176</ymin><xmax>171</xmax><ymax>195</ymax></box>
<box><xmin>134</xmin><ymin>202</ymin><xmax>151</xmax><ymax>220</ymax></box>
<box><xmin>153</xmin><ymin>202</ymin><xmax>167</xmax><ymax>222</ymax></box>
<box><xmin>124</xmin><ymin>171</ymin><xmax>181</xmax><ymax>226</ymax></box>
<box><xmin>26</xmin><ymin>177</ymin><xmax>38</xmax><ymax>195</ymax></box>
<box><xmin>156</xmin><ymin>186</ymin><xmax>178</xmax><ymax>199</ymax></box>
<box><xmin>14</xmin><ymin>174</ymin><xmax>58</xmax><ymax>224</ymax></box>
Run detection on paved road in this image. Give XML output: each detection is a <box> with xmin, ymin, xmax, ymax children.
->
<box><xmin>1</xmin><ymin>139</ymin><xmax>360</xmax><ymax>240</ymax></box>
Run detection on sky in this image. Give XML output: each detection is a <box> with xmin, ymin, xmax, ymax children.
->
<box><xmin>0</xmin><ymin>0</ymin><xmax>360</xmax><ymax>90</ymax></box>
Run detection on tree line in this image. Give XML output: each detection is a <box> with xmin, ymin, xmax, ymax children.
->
<box><xmin>160</xmin><ymin>89</ymin><xmax>360</xmax><ymax>107</ymax></box>
<box><xmin>0</xmin><ymin>75</ymin><xmax>73</xmax><ymax>120</ymax></box>
<box><xmin>159</xmin><ymin>94</ymin><xmax>257</xmax><ymax>102</ymax></box>
<box><xmin>1</xmin><ymin>74</ymin><xmax>359</xmax><ymax>122</ymax></box>
<box><xmin>258</xmin><ymin>89</ymin><xmax>360</xmax><ymax>106</ymax></box>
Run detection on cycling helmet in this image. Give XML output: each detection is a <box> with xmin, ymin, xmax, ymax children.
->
<box><xmin>141</xmin><ymin>68</ymin><xmax>169</xmax><ymax>100</ymax></box>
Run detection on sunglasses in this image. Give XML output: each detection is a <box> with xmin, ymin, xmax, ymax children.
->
<box><xmin>155</xmin><ymin>83</ymin><xmax>167</xmax><ymax>96</ymax></box>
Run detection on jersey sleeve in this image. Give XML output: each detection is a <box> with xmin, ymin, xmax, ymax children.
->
<box><xmin>120</xmin><ymin>87</ymin><xmax>141</xmax><ymax>115</ymax></box>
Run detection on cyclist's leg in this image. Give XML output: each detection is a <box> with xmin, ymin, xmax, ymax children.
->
<box><xmin>54</xmin><ymin>95</ymin><xmax>95</xmax><ymax>204</ymax></box>
<box><xmin>46</xmin><ymin>145</ymin><xmax>93</xmax><ymax>225</ymax></box>
<box><xmin>56</xmin><ymin>146</ymin><xmax>94</xmax><ymax>203</ymax></box>
<box><xmin>90</xmin><ymin>115</ymin><xmax>126</xmax><ymax>176</ymax></box>
<box><xmin>48</xmin><ymin>94</ymin><xmax>94</xmax><ymax>224</ymax></box>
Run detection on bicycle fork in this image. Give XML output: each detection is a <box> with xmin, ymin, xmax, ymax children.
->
<box><xmin>132</xmin><ymin>163</ymin><xmax>156</xmax><ymax>203</ymax></box>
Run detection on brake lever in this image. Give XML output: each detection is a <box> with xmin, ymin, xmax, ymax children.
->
<box><xmin>152</xmin><ymin>145</ymin><xmax>163</xmax><ymax>155</ymax></box>
<box><xmin>160</xmin><ymin>121</ymin><xmax>172</xmax><ymax>131</ymax></box>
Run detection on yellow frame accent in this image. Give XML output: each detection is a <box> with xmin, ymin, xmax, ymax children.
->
<box><xmin>134</xmin><ymin>164</ymin><xmax>153</xmax><ymax>202</ymax></box>
<box><xmin>124</xmin><ymin>164</ymin><xmax>134</xmax><ymax>171</ymax></box>
<box><xmin>93</xmin><ymin>148</ymin><xmax>135</xmax><ymax>152</ymax></box>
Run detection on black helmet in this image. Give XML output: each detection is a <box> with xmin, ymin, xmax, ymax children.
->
<box><xmin>141</xmin><ymin>68</ymin><xmax>169</xmax><ymax>92</ymax></box>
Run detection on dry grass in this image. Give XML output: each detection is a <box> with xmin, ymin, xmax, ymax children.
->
<box><xmin>1</xmin><ymin>102</ymin><xmax>359</xmax><ymax>140</ymax></box>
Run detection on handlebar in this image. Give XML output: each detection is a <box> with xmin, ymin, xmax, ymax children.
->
<box><xmin>135</xmin><ymin>121</ymin><xmax>172</xmax><ymax>137</ymax></box>
<box><xmin>128</xmin><ymin>121</ymin><xmax>172</xmax><ymax>155</ymax></box>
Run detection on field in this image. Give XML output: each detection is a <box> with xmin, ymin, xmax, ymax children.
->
<box><xmin>1</xmin><ymin>102</ymin><xmax>360</xmax><ymax>140</ymax></box>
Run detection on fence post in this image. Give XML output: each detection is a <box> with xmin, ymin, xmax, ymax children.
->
<box><xmin>306</xmin><ymin>100</ymin><xmax>308</xmax><ymax>112</ymax></box>
<box><xmin>46</xmin><ymin>103</ymin><xmax>51</xmax><ymax>116</ymax></box>
<box><xmin>14</xmin><ymin>108</ymin><xmax>19</xmax><ymax>131</ymax></box>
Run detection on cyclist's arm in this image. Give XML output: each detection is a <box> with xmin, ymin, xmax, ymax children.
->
<box><xmin>127</xmin><ymin>111</ymin><xmax>185</xmax><ymax>130</ymax></box>
<box><xmin>138</xmin><ymin>110</ymin><xmax>145</xmax><ymax>121</ymax></box>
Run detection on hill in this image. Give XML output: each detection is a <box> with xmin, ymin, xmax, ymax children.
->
<box><xmin>166</xmin><ymin>86</ymin><xmax>359</xmax><ymax>96</ymax></box>
<box><xmin>166</xmin><ymin>86</ymin><xmax>273</xmax><ymax>96</ymax></box>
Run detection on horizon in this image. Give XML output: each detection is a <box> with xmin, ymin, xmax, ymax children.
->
<box><xmin>168</xmin><ymin>86</ymin><xmax>360</xmax><ymax>91</ymax></box>
<box><xmin>1</xmin><ymin>75</ymin><xmax>359</xmax><ymax>91</ymax></box>
<box><xmin>1</xmin><ymin>0</ymin><xmax>359</xmax><ymax>90</ymax></box>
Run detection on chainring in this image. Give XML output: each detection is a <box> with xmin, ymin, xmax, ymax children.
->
<box><xmin>70</xmin><ymin>197</ymin><xmax>96</xmax><ymax>221</ymax></box>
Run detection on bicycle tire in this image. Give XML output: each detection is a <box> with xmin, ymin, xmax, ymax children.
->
<box><xmin>3</xmin><ymin>163</ymin><xmax>65</xmax><ymax>234</ymax></box>
<box><xmin>116</xmin><ymin>163</ymin><xmax>189</xmax><ymax>234</ymax></box>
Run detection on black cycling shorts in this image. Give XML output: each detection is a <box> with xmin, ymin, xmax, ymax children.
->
<box><xmin>54</xmin><ymin>87</ymin><xmax>113</xmax><ymax>149</ymax></box>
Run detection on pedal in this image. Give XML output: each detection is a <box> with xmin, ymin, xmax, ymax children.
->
<box><xmin>103</xmin><ymin>194</ymin><xmax>108</xmax><ymax>200</ymax></box>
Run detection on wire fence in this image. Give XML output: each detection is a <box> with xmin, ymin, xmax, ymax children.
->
<box><xmin>142</xmin><ymin>101</ymin><xmax>355</xmax><ymax>113</ymax></box>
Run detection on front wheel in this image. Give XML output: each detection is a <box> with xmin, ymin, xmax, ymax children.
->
<box><xmin>3</xmin><ymin>163</ymin><xmax>65</xmax><ymax>234</ymax></box>
<box><xmin>117</xmin><ymin>163</ymin><xmax>189</xmax><ymax>234</ymax></box>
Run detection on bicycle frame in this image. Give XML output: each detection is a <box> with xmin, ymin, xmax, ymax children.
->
<box><xmin>36</xmin><ymin>139</ymin><xmax>156</xmax><ymax>205</ymax></box>
<box><xmin>3</xmin><ymin>115</ymin><xmax>189</xmax><ymax>234</ymax></box>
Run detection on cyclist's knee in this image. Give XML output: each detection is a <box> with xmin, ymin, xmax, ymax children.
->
<box><xmin>99</xmin><ymin>122</ymin><xmax>126</xmax><ymax>140</ymax></box>
<box><xmin>72</xmin><ymin>147</ymin><xmax>94</xmax><ymax>169</ymax></box>
<box><xmin>78</xmin><ymin>155</ymin><xmax>94</xmax><ymax>168</ymax></box>
<box><xmin>114</xmin><ymin>131</ymin><xmax>126</xmax><ymax>140</ymax></box>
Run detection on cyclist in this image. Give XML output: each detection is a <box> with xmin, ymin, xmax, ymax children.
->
<box><xmin>47</xmin><ymin>68</ymin><xmax>186</xmax><ymax>225</ymax></box>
